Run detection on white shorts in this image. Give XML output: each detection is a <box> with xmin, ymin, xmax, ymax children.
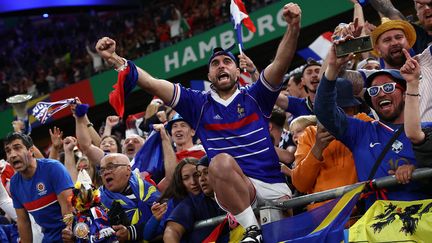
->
<box><xmin>215</xmin><ymin>177</ymin><xmax>292</xmax><ymax>211</ymax></box>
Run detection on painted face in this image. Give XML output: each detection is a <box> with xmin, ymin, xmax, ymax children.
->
<box><xmin>100</xmin><ymin>136</ymin><xmax>118</xmax><ymax>153</ymax></box>
<box><xmin>4</xmin><ymin>139</ymin><xmax>32</xmax><ymax>173</ymax></box>
<box><xmin>100</xmin><ymin>155</ymin><xmax>130</xmax><ymax>192</ymax></box>
<box><xmin>122</xmin><ymin>135</ymin><xmax>144</xmax><ymax>160</ymax></box>
<box><xmin>287</xmin><ymin>76</ymin><xmax>304</xmax><ymax>97</ymax></box>
<box><xmin>375</xmin><ymin>29</ymin><xmax>410</xmax><ymax>68</ymax></box>
<box><xmin>415</xmin><ymin>0</ymin><xmax>432</xmax><ymax>33</ymax></box>
<box><xmin>171</xmin><ymin>121</ymin><xmax>195</xmax><ymax>147</ymax></box>
<box><xmin>197</xmin><ymin>165</ymin><xmax>212</xmax><ymax>196</ymax></box>
<box><xmin>181</xmin><ymin>163</ymin><xmax>200</xmax><ymax>195</ymax></box>
<box><xmin>370</xmin><ymin>75</ymin><xmax>405</xmax><ymax>123</ymax></box>
<box><xmin>77</xmin><ymin>158</ymin><xmax>95</xmax><ymax>178</ymax></box>
<box><xmin>301</xmin><ymin>65</ymin><xmax>321</xmax><ymax>93</ymax></box>
<box><xmin>207</xmin><ymin>55</ymin><xmax>240</xmax><ymax>93</ymax></box>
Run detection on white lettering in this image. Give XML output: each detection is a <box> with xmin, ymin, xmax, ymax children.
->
<box><xmin>164</xmin><ymin>52</ymin><xmax>179</xmax><ymax>72</ymax></box>
<box><xmin>182</xmin><ymin>46</ymin><xmax>198</xmax><ymax>66</ymax></box>
<box><xmin>276</xmin><ymin>9</ymin><xmax>287</xmax><ymax>27</ymax></box>
<box><xmin>257</xmin><ymin>15</ymin><xmax>275</xmax><ymax>36</ymax></box>
<box><xmin>199</xmin><ymin>37</ymin><xmax>217</xmax><ymax>59</ymax></box>
<box><xmin>219</xmin><ymin>31</ymin><xmax>235</xmax><ymax>50</ymax></box>
<box><xmin>242</xmin><ymin>29</ymin><xmax>254</xmax><ymax>43</ymax></box>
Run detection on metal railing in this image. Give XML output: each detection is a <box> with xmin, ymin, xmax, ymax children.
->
<box><xmin>194</xmin><ymin>168</ymin><xmax>432</xmax><ymax>229</ymax></box>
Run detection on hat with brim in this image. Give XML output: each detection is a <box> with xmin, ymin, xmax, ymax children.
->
<box><xmin>336</xmin><ymin>78</ymin><xmax>362</xmax><ymax>108</ymax></box>
<box><xmin>166</xmin><ymin>113</ymin><xmax>188</xmax><ymax>135</ymax></box>
<box><xmin>363</xmin><ymin>69</ymin><xmax>406</xmax><ymax>107</ymax></box>
<box><xmin>371</xmin><ymin>18</ymin><xmax>416</xmax><ymax>57</ymax></box>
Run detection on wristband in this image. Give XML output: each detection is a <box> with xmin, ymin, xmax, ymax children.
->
<box><xmin>406</xmin><ymin>93</ymin><xmax>421</xmax><ymax>97</ymax></box>
<box><xmin>248</xmin><ymin>68</ymin><xmax>257</xmax><ymax>74</ymax></box>
<box><xmin>114</xmin><ymin>58</ymin><xmax>128</xmax><ymax>72</ymax></box>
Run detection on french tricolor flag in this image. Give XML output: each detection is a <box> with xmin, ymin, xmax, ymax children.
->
<box><xmin>230</xmin><ymin>0</ymin><xmax>256</xmax><ymax>50</ymax></box>
<box><xmin>297</xmin><ymin>32</ymin><xmax>333</xmax><ymax>61</ymax></box>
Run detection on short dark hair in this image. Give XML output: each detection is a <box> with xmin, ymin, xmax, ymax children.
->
<box><xmin>4</xmin><ymin>132</ymin><xmax>33</xmax><ymax>149</ymax></box>
<box><xmin>270</xmin><ymin>107</ymin><xmax>286</xmax><ymax>129</ymax></box>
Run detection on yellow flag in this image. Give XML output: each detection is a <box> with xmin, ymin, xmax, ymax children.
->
<box><xmin>349</xmin><ymin>199</ymin><xmax>432</xmax><ymax>242</ymax></box>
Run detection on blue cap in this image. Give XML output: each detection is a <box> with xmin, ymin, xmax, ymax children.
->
<box><xmin>196</xmin><ymin>155</ymin><xmax>209</xmax><ymax>168</ymax></box>
<box><xmin>208</xmin><ymin>47</ymin><xmax>237</xmax><ymax>67</ymax></box>
<box><xmin>336</xmin><ymin>78</ymin><xmax>361</xmax><ymax>108</ymax></box>
<box><xmin>364</xmin><ymin>69</ymin><xmax>406</xmax><ymax>106</ymax></box>
<box><xmin>166</xmin><ymin>113</ymin><xmax>189</xmax><ymax>134</ymax></box>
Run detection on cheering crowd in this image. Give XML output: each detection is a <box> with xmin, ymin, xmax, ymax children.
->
<box><xmin>1</xmin><ymin>0</ymin><xmax>432</xmax><ymax>242</ymax></box>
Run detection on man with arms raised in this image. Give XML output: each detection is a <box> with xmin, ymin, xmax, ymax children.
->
<box><xmin>95</xmin><ymin>3</ymin><xmax>301</xmax><ymax>242</ymax></box>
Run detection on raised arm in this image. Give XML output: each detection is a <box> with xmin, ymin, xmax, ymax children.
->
<box><xmin>95</xmin><ymin>37</ymin><xmax>175</xmax><ymax>104</ymax></box>
<box><xmin>368</xmin><ymin>0</ymin><xmax>406</xmax><ymax>20</ymax></box>
<box><xmin>74</xmin><ymin>112</ymin><xmax>105</xmax><ymax>165</ymax></box>
<box><xmin>401</xmin><ymin>49</ymin><xmax>425</xmax><ymax>144</ymax></box>
<box><xmin>314</xmin><ymin>37</ymin><xmax>354</xmax><ymax>138</ymax></box>
<box><xmin>264</xmin><ymin>3</ymin><xmax>301</xmax><ymax>87</ymax></box>
<box><xmin>63</xmin><ymin>136</ymin><xmax>79</xmax><ymax>183</ymax></box>
<box><xmin>48</xmin><ymin>127</ymin><xmax>63</xmax><ymax>160</ymax></box>
<box><xmin>153</xmin><ymin>124</ymin><xmax>177</xmax><ymax>192</ymax></box>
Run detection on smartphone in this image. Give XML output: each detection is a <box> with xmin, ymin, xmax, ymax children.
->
<box><xmin>335</xmin><ymin>36</ymin><xmax>373</xmax><ymax>57</ymax></box>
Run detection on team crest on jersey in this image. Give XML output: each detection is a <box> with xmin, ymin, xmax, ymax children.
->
<box><xmin>391</xmin><ymin>140</ymin><xmax>403</xmax><ymax>153</ymax></box>
<box><xmin>37</xmin><ymin>182</ymin><xmax>47</xmax><ymax>196</ymax></box>
<box><xmin>237</xmin><ymin>104</ymin><xmax>245</xmax><ymax>118</ymax></box>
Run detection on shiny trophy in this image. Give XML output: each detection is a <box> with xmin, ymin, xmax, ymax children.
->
<box><xmin>6</xmin><ymin>94</ymin><xmax>32</xmax><ymax>134</ymax></box>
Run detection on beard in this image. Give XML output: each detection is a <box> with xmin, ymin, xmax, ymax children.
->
<box><xmin>382</xmin><ymin>49</ymin><xmax>407</xmax><ymax>68</ymax></box>
<box><xmin>375</xmin><ymin>100</ymin><xmax>405</xmax><ymax>123</ymax></box>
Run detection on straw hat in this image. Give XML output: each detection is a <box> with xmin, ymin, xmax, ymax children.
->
<box><xmin>371</xmin><ymin>17</ymin><xmax>416</xmax><ymax>56</ymax></box>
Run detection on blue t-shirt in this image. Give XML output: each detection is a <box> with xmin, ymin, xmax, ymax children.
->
<box><xmin>314</xmin><ymin>76</ymin><xmax>432</xmax><ymax>207</ymax></box>
<box><xmin>10</xmin><ymin>158</ymin><xmax>73</xmax><ymax>242</ymax></box>
<box><xmin>286</xmin><ymin>96</ymin><xmax>314</xmax><ymax>120</ymax></box>
<box><xmin>168</xmin><ymin>72</ymin><xmax>285</xmax><ymax>183</ymax></box>
<box><xmin>167</xmin><ymin>193</ymin><xmax>228</xmax><ymax>243</ymax></box>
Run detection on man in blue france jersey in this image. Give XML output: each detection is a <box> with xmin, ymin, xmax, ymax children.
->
<box><xmin>276</xmin><ymin>59</ymin><xmax>321</xmax><ymax>120</ymax></box>
<box><xmin>95</xmin><ymin>3</ymin><xmax>301</xmax><ymax>242</ymax></box>
<box><xmin>4</xmin><ymin>132</ymin><xmax>73</xmax><ymax>242</ymax></box>
<box><xmin>314</xmin><ymin>37</ymin><xmax>432</xmax><ymax>208</ymax></box>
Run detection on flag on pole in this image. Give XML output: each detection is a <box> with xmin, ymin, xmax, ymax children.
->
<box><xmin>230</xmin><ymin>0</ymin><xmax>256</xmax><ymax>50</ymax></box>
<box><xmin>297</xmin><ymin>32</ymin><xmax>333</xmax><ymax>61</ymax></box>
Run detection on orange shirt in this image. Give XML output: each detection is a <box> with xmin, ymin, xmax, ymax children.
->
<box><xmin>292</xmin><ymin>113</ymin><xmax>372</xmax><ymax>210</ymax></box>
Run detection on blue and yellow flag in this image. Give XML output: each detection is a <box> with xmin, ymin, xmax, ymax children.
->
<box><xmin>349</xmin><ymin>199</ymin><xmax>432</xmax><ymax>242</ymax></box>
<box><xmin>262</xmin><ymin>184</ymin><xmax>364</xmax><ymax>243</ymax></box>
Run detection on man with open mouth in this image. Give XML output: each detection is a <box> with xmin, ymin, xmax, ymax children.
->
<box><xmin>5</xmin><ymin>132</ymin><xmax>73</xmax><ymax>242</ymax></box>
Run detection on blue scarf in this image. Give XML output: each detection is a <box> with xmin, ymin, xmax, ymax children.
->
<box><xmin>100</xmin><ymin>172</ymin><xmax>159</xmax><ymax>226</ymax></box>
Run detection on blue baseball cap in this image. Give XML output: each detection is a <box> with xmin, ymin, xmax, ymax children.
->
<box><xmin>208</xmin><ymin>47</ymin><xmax>238</xmax><ymax>67</ymax></box>
<box><xmin>166</xmin><ymin>113</ymin><xmax>190</xmax><ymax>135</ymax></box>
<box><xmin>364</xmin><ymin>69</ymin><xmax>406</xmax><ymax>106</ymax></box>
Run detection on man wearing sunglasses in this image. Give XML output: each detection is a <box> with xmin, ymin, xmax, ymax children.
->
<box><xmin>314</xmin><ymin>39</ymin><xmax>432</xmax><ymax>209</ymax></box>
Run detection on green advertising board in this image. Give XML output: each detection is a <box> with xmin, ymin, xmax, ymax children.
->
<box><xmin>2</xmin><ymin>0</ymin><xmax>353</xmax><ymax>139</ymax></box>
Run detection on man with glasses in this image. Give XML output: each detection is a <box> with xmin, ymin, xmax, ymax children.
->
<box><xmin>98</xmin><ymin>153</ymin><xmax>160</xmax><ymax>242</ymax></box>
<box><xmin>314</xmin><ymin>40</ymin><xmax>432</xmax><ymax>209</ymax></box>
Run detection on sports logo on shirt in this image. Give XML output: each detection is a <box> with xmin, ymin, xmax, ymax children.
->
<box><xmin>237</xmin><ymin>104</ymin><xmax>245</xmax><ymax>118</ymax></box>
<box><xmin>391</xmin><ymin>140</ymin><xmax>403</xmax><ymax>154</ymax></box>
<box><xmin>36</xmin><ymin>182</ymin><xmax>47</xmax><ymax>196</ymax></box>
